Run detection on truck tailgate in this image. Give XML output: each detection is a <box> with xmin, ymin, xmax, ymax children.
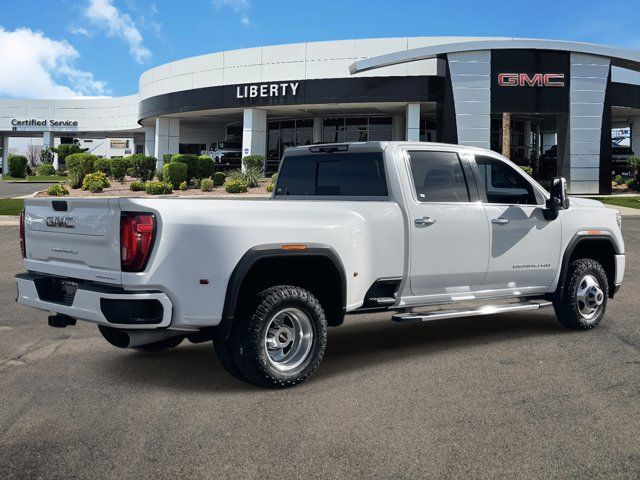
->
<box><xmin>23</xmin><ymin>198</ymin><xmax>122</xmax><ymax>284</ymax></box>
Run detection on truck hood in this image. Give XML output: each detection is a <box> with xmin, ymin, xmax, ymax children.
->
<box><xmin>568</xmin><ymin>197</ymin><xmax>605</xmax><ymax>208</ymax></box>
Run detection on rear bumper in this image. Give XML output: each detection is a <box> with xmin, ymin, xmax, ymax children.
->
<box><xmin>15</xmin><ymin>273</ymin><xmax>173</xmax><ymax>329</ymax></box>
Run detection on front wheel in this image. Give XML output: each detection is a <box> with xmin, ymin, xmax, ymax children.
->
<box><xmin>554</xmin><ymin>258</ymin><xmax>609</xmax><ymax>330</ymax></box>
<box><xmin>227</xmin><ymin>285</ymin><xmax>327</xmax><ymax>388</ymax></box>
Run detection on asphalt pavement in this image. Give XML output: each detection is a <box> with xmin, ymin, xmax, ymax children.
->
<box><xmin>0</xmin><ymin>181</ymin><xmax>47</xmax><ymax>199</ymax></box>
<box><xmin>0</xmin><ymin>221</ymin><xmax>639</xmax><ymax>479</ymax></box>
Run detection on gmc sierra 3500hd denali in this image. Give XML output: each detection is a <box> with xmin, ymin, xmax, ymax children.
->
<box><xmin>16</xmin><ymin>142</ymin><xmax>625</xmax><ymax>388</ymax></box>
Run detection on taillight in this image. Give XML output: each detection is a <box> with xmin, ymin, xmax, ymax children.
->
<box><xmin>120</xmin><ymin>213</ymin><xmax>156</xmax><ymax>272</ymax></box>
<box><xmin>19</xmin><ymin>210</ymin><xmax>26</xmax><ymax>258</ymax></box>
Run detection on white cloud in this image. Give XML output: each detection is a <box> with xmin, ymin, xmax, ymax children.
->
<box><xmin>83</xmin><ymin>0</ymin><xmax>151</xmax><ymax>63</ymax></box>
<box><xmin>213</xmin><ymin>0</ymin><xmax>251</xmax><ymax>27</ymax></box>
<box><xmin>69</xmin><ymin>26</ymin><xmax>90</xmax><ymax>36</ymax></box>
<box><xmin>0</xmin><ymin>27</ymin><xmax>108</xmax><ymax>99</ymax></box>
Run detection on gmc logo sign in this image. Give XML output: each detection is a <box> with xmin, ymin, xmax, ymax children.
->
<box><xmin>498</xmin><ymin>73</ymin><xmax>565</xmax><ymax>87</ymax></box>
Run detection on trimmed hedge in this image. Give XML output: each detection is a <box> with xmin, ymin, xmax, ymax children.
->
<box><xmin>47</xmin><ymin>184</ymin><xmax>68</xmax><ymax>196</ymax></box>
<box><xmin>130</xmin><ymin>181</ymin><xmax>146</xmax><ymax>191</ymax></box>
<box><xmin>242</xmin><ymin>155</ymin><xmax>264</xmax><ymax>172</ymax></box>
<box><xmin>225</xmin><ymin>179</ymin><xmax>248</xmax><ymax>193</ymax></box>
<box><xmin>94</xmin><ymin>158</ymin><xmax>111</xmax><ymax>175</ymax></box>
<box><xmin>213</xmin><ymin>171</ymin><xmax>226</xmax><ymax>186</ymax></box>
<box><xmin>66</xmin><ymin>153</ymin><xmax>97</xmax><ymax>188</ymax></box>
<box><xmin>162</xmin><ymin>153</ymin><xmax>173</xmax><ymax>163</ymax></box>
<box><xmin>145</xmin><ymin>181</ymin><xmax>173</xmax><ymax>195</ymax></box>
<box><xmin>170</xmin><ymin>154</ymin><xmax>199</xmax><ymax>180</ymax></box>
<box><xmin>110</xmin><ymin>157</ymin><xmax>130</xmax><ymax>182</ymax></box>
<box><xmin>38</xmin><ymin>163</ymin><xmax>56</xmax><ymax>176</ymax></box>
<box><xmin>82</xmin><ymin>172</ymin><xmax>110</xmax><ymax>191</ymax></box>
<box><xmin>201</xmin><ymin>178</ymin><xmax>214</xmax><ymax>192</ymax></box>
<box><xmin>8</xmin><ymin>155</ymin><xmax>28</xmax><ymax>178</ymax></box>
<box><xmin>162</xmin><ymin>162</ymin><xmax>188</xmax><ymax>189</ymax></box>
<box><xmin>130</xmin><ymin>154</ymin><xmax>156</xmax><ymax>181</ymax></box>
<box><xmin>198</xmin><ymin>155</ymin><xmax>215</xmax><ymax>179</ymax></box>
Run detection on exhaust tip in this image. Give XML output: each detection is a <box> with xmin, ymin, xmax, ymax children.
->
<box><xmin>48</xmin><ymin>314</ymin><xmax>76</xmax><ymax>328</ymax></box>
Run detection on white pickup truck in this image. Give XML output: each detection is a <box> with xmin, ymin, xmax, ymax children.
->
<box><xmin>16</xmin><ymin>142</ymin><xmax>625</xmax><ymax>388</ymax></box>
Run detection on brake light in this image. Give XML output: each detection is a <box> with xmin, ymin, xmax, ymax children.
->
<box><xmin>120</xmin><ymin>213</ymin><xmax>156</xmax><ymax>272</ymax></box>
<box><xmin>19</xmin><ymin>210</ymin><xmax>26</xmax><ymax>258</ymax></box>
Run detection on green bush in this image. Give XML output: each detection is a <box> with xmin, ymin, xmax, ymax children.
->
<box><xmin>225</xmin><ymin>179</ymin><xmax>248</xmax><ymax>193</ymax></box>
<box><xmin>193</xmin><ymin>178</ymin><xmax>201</xmax><ymax>189</ymax></box>
<box><xmin>162</xmin><ymin>162</ymin><xmax>188</xmax><ymax>189</ymax></box>
<box><xmin>614</xmin><ymin>174</ymin><xmax>623</xmax><ymax>185</ymax></box>
<box><xmin>227</xmin><ymin>167</ymin><xmax>260</xmax><ymax>187</ymax></box>
<box><xmin>129</xmin><ymin>154</ymin><xmax>156</xmax><ymax>181</ymax></box>
<box><xmin>170</xmin><ymin>154</ymin><xmax>199</xmax><ymax>180</ymax></box>
<box><xmin>266</xmin><ymin>183</ymin><xmax>275</xmax><ymax>193</ymax></box>
<box><xmin>66</xmin><ymin>153</ymin><xmax>97</xmax><ymax>188</ymax></box>
<box><xmin>39</xmin><ymin>148</ymin><xmax>54</xmax><ymax>165</ymax></box>
<box><xmin>242</xmin><ymin>155</ymin><xmax>265</xmax><ymax>172</ymax></box>
<box><xmin>130</xmin><ymin>181</ymin><xmax>146</xmax><ymax>191</ymax></box>
<box><xmin>198</xmin><ymin>155</ymin><xmax>215</xmax><ymax>179</ymax></box>
<box><xmin>627</xmin><ymin>179</ymin><xmax>640</xmax><ymax>191</ymax></box>
<box><xmin>162</xmin><ymin>153</ymin><xmax>173</xmax><ymax>163</ymax></box>
<box><xmin>7</xmin><ymin>155</ymin><xmax>28</xmax><ymax>178</ymax></box>
<box><xmin>156</xmin><ymin>169</ymin><xmax>163</xmax><ymax>181</ymax></box>
<box><xmin>38</xmin><ymin>163</ymin><xmax>56</xmax><ymax>176</ymax></box>
<box><xmin>144</xmin><ymin>181</ymin><xmax>173</xmax><ymax>195</ymax></box>
<box><xmin>82</xmin><ymin>171</ymin><xmax>110</xmax><ymax>191</ymax></box>
<box><xmin>110</xmin><ymin>157</ymin><xmax>129</xmax><ymax>182</ymax></box>
<box><xmin>47</xmin><ymin>184</ymin><xmax>68</xmax><ymax>196</ymax></box>
<box><xmin>87</xmin><ymin>180</ymin><xmax>104</xmax><ymax>193</ymax></box>
<box><xmin>179</xmin><ymin>180</ymin><xmax>188</xmax><ymax>191</ymax></box>
<box><xmin>213</xmin><ymin>171</ymin><xmax>226</xmax><ymax>186</ymax></box>
<box><xmin>519</xmin><ymin>165</ymin><xmax>533</xmax><ymax>176</ymax></box>
<box><xmin>94</xmin><ymin>158</ymin><xmax>111</xmax><ymax>176</ymax></box>
<box><xmin>53</xmin><ymin>144</ymin><xmax>88</xmax><ymax>168</ymax></box>
<box><xmin>201</xmin><ymin>178</ymin><xmax>214</xmax><ymax>192</ymax></box>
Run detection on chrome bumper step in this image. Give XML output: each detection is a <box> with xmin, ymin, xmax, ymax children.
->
<box><xmin>392</xmin><ymin>300</ymin><xmax>553</xmax><ymax>323</ymax></box>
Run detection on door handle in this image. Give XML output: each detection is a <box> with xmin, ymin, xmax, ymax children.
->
<box><xmin>491</xmin><ymin>217</ymin><xmax>509</xmax><ymax>225</ymax></box>
<box><xmin>414</xmin><ymin>217</ymin><xmax>436</xmax><ymax>227</ymax></box>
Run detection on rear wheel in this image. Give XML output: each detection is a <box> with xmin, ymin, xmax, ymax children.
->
<box><xmin>225</xmin><ymin>285</ymin><xmax>327</xmax><ymax>388</ymax></box>
<box><xmin>554</xmin><ymin>258</ymin><xmax>609</xmax><ymax>330</ymax></box>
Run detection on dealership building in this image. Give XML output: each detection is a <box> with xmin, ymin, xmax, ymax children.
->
<box><xmin>2</xmin><ymin>36</ymin><xmax>640</xmax><ymax>194</ymax></box>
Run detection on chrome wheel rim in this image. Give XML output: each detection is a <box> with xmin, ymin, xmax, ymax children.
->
<box><xmin>575</xmin><ymin>274</ymin><xmax>604</xmax><ymax>321</ymax></box>
<box><xmin>264</xmin><ymin>307</ymin><xmax>313</xmax><ymax>372</ymax></box>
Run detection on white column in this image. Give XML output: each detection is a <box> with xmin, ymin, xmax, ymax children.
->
<box><xmin>1</xmin><ymin>137</ymin><xmax>9</xmax><ymax>176</ymax></box>
<box><xmin>144</xmin><ymin>125</ymin><xmax>155</xmax><ymax>157</ymax></box>
<box><xmin>154</xmin><ymin>118</ymin><xmax>180</xmax><ymax>169</ymax></box>
<box><xmin>632</xmin><ymin>117</ymin><xmax>640</xmax><ymax>158</ymax></box>
<box><xmin>392</xmin><ymin>115</ymin><xmax>404</xmax><ymax>140</ymax></box>
<box><xmin>42</xmin><ymin>132</ymin><xmax>56</xmax><ymax>170</ymax></box>
<box><xmin>406</xmin><ymin>103</ymin><xmax>421</xmax><ymax>142</ymax></box>
<box><xmin>242</xmin><ymin>108</ymin><xmax>267</xmax><ymax>169</ymax></box>
<box><xmin>312</xmin><ymin>118</ymin><xmax>323</xmax><ymax>143</ymax></box>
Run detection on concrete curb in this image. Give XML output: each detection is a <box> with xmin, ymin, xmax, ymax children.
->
<box><xmin>0</xmin><ymin>216</ymin><xmax>19</xmax><ymax>226</ymax></box>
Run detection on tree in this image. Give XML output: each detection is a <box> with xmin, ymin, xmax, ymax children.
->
<box><xmin>52</xmin><ymin>144</ymin><xmax>88</xmax><ymax>166</ymax></box>
<box><xmin>502</xmin><ymin>112</ymin><xmax>511</xmax><ymax>159</ymax></box>
<box><xmin>627</xmin><ymin>156</ymin><xmax>640</xmax><ymax>182</ymax></box>
<box><xmin>26</xmin><ymin>144</ymin><xmax>42</xmax><ymax>167</ymax></box>
<box><xmin>39</xmin><ymin>147</ymin><xmax>55</xmax><ymax>164</ymax></box>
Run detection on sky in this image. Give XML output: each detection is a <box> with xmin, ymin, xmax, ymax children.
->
<box><xmin>0</xmin><ymin>0</ymin><xmax>639</xmax><ymax>100</ymax></box>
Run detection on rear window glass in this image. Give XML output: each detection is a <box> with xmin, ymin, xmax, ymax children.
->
<box><xmin>275</xmin><ymin>152</ymin><xmax>388</xmax><ymax>197</ymax></box>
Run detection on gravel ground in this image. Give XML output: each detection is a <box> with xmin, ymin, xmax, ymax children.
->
<box><xmin>0</xmin><ymin>221</ymin><xmax>639</xmax><ymax>479</ymax></box>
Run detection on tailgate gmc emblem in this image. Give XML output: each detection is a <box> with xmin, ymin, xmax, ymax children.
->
<box><xmin>46</xmin><ymin>216</ymin><xmax>75</xmax><ymax>228</ymax></box>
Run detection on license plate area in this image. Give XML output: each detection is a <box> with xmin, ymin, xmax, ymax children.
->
<box><xmin>34</xmin><ymin>277</ymin><xmax>78</xmax><ymax>306</ymax></box>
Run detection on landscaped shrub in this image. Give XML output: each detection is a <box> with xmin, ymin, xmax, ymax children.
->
<box><xmin>266</xmin><ymin>183</ymin><xmax>275</xmax><ymax>192</ymax></box>
<box><xmin>94</xmin><ymin>158</ymin><xmax>111</xmax><ymax>176</ymax></box>
<box><xmin>519</xmin><ymin>165</ymin><xmax>534</xmax><ymax>176</ymax></box>
<box><xmin>39</xmin><ymin>148</ymin><xmax>55</xmax><ymax>165</ymax></box>
<box><xmin>47</xmin><ymin>184</ymin><xmax>68</xmax><ymax>196</ymax></box>
<box><xmin>130</xmin><ymin>181</ymin><xmax>146</xmax><ymax>191</ymax></box>
<box><xmin>225</xmin><ymin>179</ymin><xmax>248</xmax><ymax>193</ymax></box>
<box><xmin>110</xmin><ymin>157</ymin><xmax>129</xmax><ymax>182</ymax></box>
<box><xmin>242</xmin><ymin>155</ymin><xmax>265</xmax><ymax>173</ymax></box>
<box><xmin>179</xmin><ymin>180</ymin><xmax>188</xmax><ymax>191</ymax></box>
<box><xmin>87</xmin><ymin>180</ymin><xmax>104</xmax><ymax>193</ymax></box>
<box><xmin>228</xmin><ymin>167</ymin><xmax>260</xmax><ymax>187</ymax></box>
<box><xmin>38</xmin><ymin>163</ymin><xmax>56</xmax><ymax>176</ymax></box>
<box><xmin>144</xmin><ymin>181</ymin><xmax>173</xmax><ymax>195</ymax></box>
<box><xmin>170</xmin><ymin>154</ymin><xmax>199</xmax><ymax>180</ymax></box>
<box><xmin>162</xmin><ymin>153</ymin><xmax>173</xmax><ymax>164</ymax></box>
<box><xmin>266</xmin><ymin>172</ymin><xmax>278</xmax><ymax>193</ymax></box>
<box><xmin>614</xmin><ymin>174</ymin><xmax>623</xmax><ymax>185</ymax></box>
<box><xmin>193</xmin><ymin>178</ymin><xmax>201</xmax><ymax>189</ymax></box>
<box><xmin>162</xmin><ymin>162</ymin><xmax>188</xmax><ymax>189</ymax></box>
<box><xmin>130</xmin><ymin>154</ymin><xmax>156</xmax><ymax>181</ymax></box>
<box><xmin>201</xmin><ymin>178</ymin><xmax>214</xmax><ymax>192</ymax></box>
<box><xmin>82</xmin><ymin>171</ymin><xmax>110</xmax><ymax>191</ymax></box>
<box><xmin>213</xmin><ymin>171</ymin><xmax>226</xmax><ymax>186</ymax></box>
<box><xmin>7</xmin><ymin>155</ymin><xmax>28</xmax><ymax>178</ymax></box>
<box><xmin>53</xmin><ymin>144</ymin><xmax>88</xmax><ymax>169</ymax></box>
<box><xmin>66</xmin><ymin>153</ymin><xmax>97</xmax><ymax>188</ymax></box>
<box><xmin>627</xmin><ymin>179</ymin><xmax>640</xmax><ymax>191</ymax></box>
<box><xmin>198</xmin><ymin>155</ymin><xmax>215</xmax><ymax>179</ymax></box>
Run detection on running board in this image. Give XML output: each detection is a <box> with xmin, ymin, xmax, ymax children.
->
<box><xmin>392</xmin><ymin>300</ymin><xmax>553</xmax><ymax>323</ymax></box>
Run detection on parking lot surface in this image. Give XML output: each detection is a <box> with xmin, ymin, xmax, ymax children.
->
<box><xmin>1</xmin><ymin>221</ymin><xmax>639</xmax><ymax>479</ymax></box>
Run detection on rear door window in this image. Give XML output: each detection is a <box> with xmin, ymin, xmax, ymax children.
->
<box><xmin>275</xmin><ymin>152</ymin><xmax>388</xmax><ymax>197</ymax></box>
<box><xmin>407</xmin><ymin>151</ymin><xmax>470</xmax><ymax>202</ymax></box>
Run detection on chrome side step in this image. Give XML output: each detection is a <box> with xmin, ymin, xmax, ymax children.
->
<box><xmin>392</xmin><ymin>300</ymin><xmax>553</xmax><ymax>323</ymax></box>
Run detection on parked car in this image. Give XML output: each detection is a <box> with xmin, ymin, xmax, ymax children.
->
<box><xmin>16</xmin><ymin>142</ymin><xmax>625</xmax><ymax>388</ymax></box>
<box><xmin>201</xmin><ymin>141</ymin><xmax>242</xmax><ymax>168</ymax></box>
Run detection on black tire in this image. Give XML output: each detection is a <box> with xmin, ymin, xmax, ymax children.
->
<box><xmin>212</xmin><ymin>339</ymin><xmax>246</xmax><ymax>382</ymax></box>
<box><xmin>228</xmin><ymin>285</ymin><xmax>327</xmax><ymax>388</ymax></box>
<box><xmin>133</xmin><ymin>335</ymin><xmax>184</xmax><ymax>352</ymax></box>
<box><xmin>554</xmin><ymin>258</ymin><xmax>609</xmax><ymax>330</ymax></box>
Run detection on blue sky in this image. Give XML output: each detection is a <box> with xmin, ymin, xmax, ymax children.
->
<box><xmin>0</xmin><ymin>0</ymin><xmax>639</xmax><ymax>98</ymax></box>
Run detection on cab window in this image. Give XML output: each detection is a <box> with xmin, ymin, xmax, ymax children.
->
<box><xmin>475</xmin><ymin>156</ymin><xmax>538</xmax><ymax>205</ymax></box>
<box><xmin>407</xmin><ymin>151</ymin><xmax>470</xmax><ymax>202</ymax></box>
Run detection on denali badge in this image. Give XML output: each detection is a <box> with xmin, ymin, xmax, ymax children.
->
<box><xmin>46</xmin><ymin>216</ymin><xmax>75</xmax><ymax>228</ymax></box>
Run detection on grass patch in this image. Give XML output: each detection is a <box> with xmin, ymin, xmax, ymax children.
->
<box><xmin>1</xmin><ymin>175</ymin><xmax>66</xmax><ymax>182</ymax></box>
<box><xmin>0</xmin><ymin>199</ymin><xmax>24</xmax><ymax>215</ymax></box>
<box><xmin>589</xmin><ymin>196</ymin><xmax>640</xmax><ymax>210</ymax></box>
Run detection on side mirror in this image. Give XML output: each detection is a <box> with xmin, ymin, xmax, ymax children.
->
<box><xmin>543</xmin><ymin>177</ymin><xmax>569</xmax><ymax>220</ymax></box>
